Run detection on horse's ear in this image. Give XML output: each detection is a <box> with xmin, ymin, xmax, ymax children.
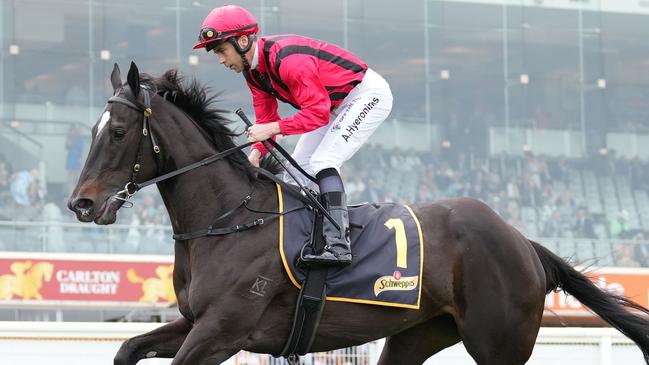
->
<box><xmin>127</xmin><ymin>61</ymin><xmax>141</xmax><ymax>97</ymax></box>
<box><xmin>110</xmin><ymin>63</ymin><xmax>121</xmax><ymax>92</ymax></box>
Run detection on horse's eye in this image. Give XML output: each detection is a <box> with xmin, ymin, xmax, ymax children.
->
<box><xmin>112</xmin><ymin>128</ymin><xmax>126</xmax><ymax>140</ymax></box>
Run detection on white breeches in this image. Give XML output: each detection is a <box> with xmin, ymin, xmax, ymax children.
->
<box><xmin>284</xmin><ymin>68</ymin><xmax>393</xmax><ymax>187</ymax></box>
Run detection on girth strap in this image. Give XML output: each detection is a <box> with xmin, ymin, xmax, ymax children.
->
<box><xmin>279</xmin><ymin>209</ymin><xmax>328</xmax><ymax>360</ymax></box>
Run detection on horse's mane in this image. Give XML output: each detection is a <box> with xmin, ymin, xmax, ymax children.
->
<box><xmin>141</xmin><ymin>69</ymin><xmax>281</xmax><ymax>181</ymax></box>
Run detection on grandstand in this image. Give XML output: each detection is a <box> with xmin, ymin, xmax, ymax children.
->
<box><xmin>1</xmin><ymin>0</ymin><xmax>649</xmax><ymax>363</ymax></box>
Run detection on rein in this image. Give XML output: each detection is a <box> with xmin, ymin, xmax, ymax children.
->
<box><xmin>105</xmin><ymin>88</ymin><xmax>312</xmax><ymax>240</ymax></box>
<box><xmin>107</xmin><ymin>88</ymin><xmax>254</xmax><ymax>199</ymax></box>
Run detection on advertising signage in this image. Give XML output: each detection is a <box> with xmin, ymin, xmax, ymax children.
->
<box><xmin>0</xmin><ymin>253</ymin><xmax>175</xmax><ymax>306</ymax></box>
<box><xmin>1</xmin><ymin>253</ymin><xmax>648</xmax><ymax>316</ymax></box>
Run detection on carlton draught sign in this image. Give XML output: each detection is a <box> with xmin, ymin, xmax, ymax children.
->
<box><xmin>2</xmin><ymin>252</ymin><xmax>649</xmax><ymax>312</ymax></box>
<box><xmin>0</xmin><ymin>253</ymin><xmax>175</xmax><ymax>305</ymax></box>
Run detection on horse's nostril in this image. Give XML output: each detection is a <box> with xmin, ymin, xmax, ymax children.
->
<box><xmin>72</xmin><ymin>198</ymin><xmax>94</xmax><ymax>215</ymax></box>
<box><xmin>76</xmin><ymin>199</ymin><xmax>91</xmax><ymax>209</ymax></box>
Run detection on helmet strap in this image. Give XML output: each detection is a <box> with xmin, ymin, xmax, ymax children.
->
<box><xmin>229</xmin><ymin>35</ymin><xmax>256</xmax><ymax>70</ymax></box>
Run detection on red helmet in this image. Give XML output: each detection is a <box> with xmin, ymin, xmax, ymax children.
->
<box><xmin>193</xmin><ymin>5</ymin><xmax>258</xmax><ymax>51</ymax></box>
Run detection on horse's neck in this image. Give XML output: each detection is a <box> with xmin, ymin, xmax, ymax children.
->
<box><xmin>152</xmin><ymin>108</ymin><xmax>273</xmax><ymax>237</ymax></box>
<box><xmin>162</xmin><ymin>166</ymin><xmax>280</xmax><ymax>236</ymax></box>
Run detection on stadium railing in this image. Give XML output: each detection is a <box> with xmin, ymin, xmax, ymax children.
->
<box><xmin>1</xmin><ymin>220</ymin><xmax>648</xmax><ymax>268</ymax></box>
<box><xmin>0</xmin><ymin>322</ymin><xmax>641</xmax><ymax>364</ymax></box>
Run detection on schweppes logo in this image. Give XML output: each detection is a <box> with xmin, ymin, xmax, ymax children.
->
<box><xmin>374</xmin><ymin>271</ymin><xmax>419</xmax><ymax>296</ymax></box>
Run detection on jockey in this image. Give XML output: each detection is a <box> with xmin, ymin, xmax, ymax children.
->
<box><xmin>193</xmin><ymin>5</ymin><xmax>393</xmax><ymax>266</ymax></box>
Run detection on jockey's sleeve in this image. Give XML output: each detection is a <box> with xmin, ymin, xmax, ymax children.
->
<box><xmin>247</xmin><ymin>80</ymin><xmax>280</xmax><ymax>156</ymax></box>
<box><xmin>276</xmin><ymin>56</ymin><xmax>331</xmax><ymax>136</ymax></box>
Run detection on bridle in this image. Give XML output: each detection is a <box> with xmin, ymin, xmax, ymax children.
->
<box><xmin>102</xmin><ymin>85</ymin><xmax>323</xmax><ymax>240</ymax></box>
<box><xmin>103</xmin><ymin>86</ymin><xmax>311</xmax><ymax>240</ymax></box>
<box><xmin>106</xmin><ymin>86</ymin><xmax>254</xmax><ymax>204</ymax></box>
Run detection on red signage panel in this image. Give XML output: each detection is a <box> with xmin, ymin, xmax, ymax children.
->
<box><xmin>2</xmin><ymin>253</ymin><xmax>648</xmax><ymax>315</ymax></box>
<box><xmin>0</xmin><ymin>254</ymin><xmax>175</xmax><ymax>305</ymax></box>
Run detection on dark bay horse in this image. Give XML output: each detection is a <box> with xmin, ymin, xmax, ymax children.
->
<box><xmin>68</xmin><ymin>62</ymin><xmax>649</xmax><ymax>365</ymax></box>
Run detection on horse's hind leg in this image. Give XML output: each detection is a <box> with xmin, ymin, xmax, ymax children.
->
<box><xmin>457</xmin><ymin>294</ymin><xmax>543</xmax><ymax>365</ymax></box>
<box><xmin>443</xmin><ymin>199</ymin><xmax>546</xmax><ymax>364</ymax></box>
<box><xmin>114</xmin><ymin>317</ymin><xmax>192</xmax><ymax>365</ymax></box>
<box><xmin>377</xmin><ymin>314</ymin><xmax>461</xmax><ymax>365</ymax></box>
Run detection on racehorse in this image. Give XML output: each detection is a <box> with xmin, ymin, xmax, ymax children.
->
<box><xmin>68</xmin><ymin>62</ymin><xmax>649</xmax><ymax>365</ymax></box>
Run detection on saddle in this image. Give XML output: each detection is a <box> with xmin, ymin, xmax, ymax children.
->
<box><xmin>274</xmin><ymin>182</ymin><xmax>424</xmax><ymax>361</ymax></box>
<box><xmin>229</xmin><ymin>120</ymin><xmax>423</xmax><ymax>361</ymax></box>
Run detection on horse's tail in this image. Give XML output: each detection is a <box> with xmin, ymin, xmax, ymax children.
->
<box><xmin>126</xmin><ymin>269</ymin><xmax>144</xmax><ymax>284</ymax></box>
<box><xmin>530</xmin><ymin>240</ymin><xmax>649</xmax><ymax>363</ymax></box>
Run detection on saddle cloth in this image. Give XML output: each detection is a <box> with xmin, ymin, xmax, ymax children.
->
<box><xmin>276</xmin><ymin>184</ymin><xmax>424</xmax><ymax>309</ymax></box>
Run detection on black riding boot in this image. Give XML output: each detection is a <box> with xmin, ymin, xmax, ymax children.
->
<box><xmin>303</xmin><ymin>191</ymin><xmax>352</xmax><ymax>266</ymax></box>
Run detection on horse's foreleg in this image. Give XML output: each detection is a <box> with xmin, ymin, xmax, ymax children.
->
<box><xmin>169</xmin><ymin>320</ymin><xmax>241</xmax><ymax>365</ymax></box>
<box><xmin>114</xmin><ymin>316</ymin><xmax>192</xmax><ymax>365</ymax></box>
